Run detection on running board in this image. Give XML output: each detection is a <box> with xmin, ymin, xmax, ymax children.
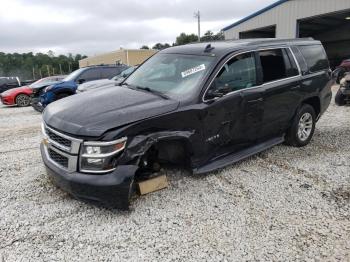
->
<box><xmin>193</xmin><ymin>136</ymin><xmax>284</xmax><ymax>175</ymax></box>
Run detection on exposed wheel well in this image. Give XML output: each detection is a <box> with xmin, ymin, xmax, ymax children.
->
<box><xmin>139</xmin><ymin>139</ymin><xmax>192</xmax><ymax>170</ymax></box>
<box><xmin>302</xmin><ymin>97</ymin><xmax>320</xmax><ymax>118</ymax></box>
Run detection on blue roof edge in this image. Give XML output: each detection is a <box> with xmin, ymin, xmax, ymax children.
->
<box><xmin>222</xmin><ymin>0</ymin><xmax>290</xmax><ymax>31</ymax></box>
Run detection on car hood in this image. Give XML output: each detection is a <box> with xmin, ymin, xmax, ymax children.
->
<box><xmin>1</xmin><ymin>86</ymin><xmax>30</xmax><ymax>95</ymax></box>
<box><xmin>43</xmin><ymin>85</ymin><xmax>180</xmax><ymax>137</ymax></box>
<box><xmin>78</xmin><ymin>79</ymin><xmax>113</xmax><ymax>91</ymax></box>
<box><xmin>31</xmin><ymin>80</ymin><xmax>61</xmax><ymax>89</ymax></box>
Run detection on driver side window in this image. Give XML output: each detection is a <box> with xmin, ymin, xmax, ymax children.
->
<box><xmin>207</xmin><ymin>52</ymin><xmax>257</xmax><ymax>98</ymax></box>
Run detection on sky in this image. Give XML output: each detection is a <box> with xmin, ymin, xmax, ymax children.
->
<box><xmin>0</xmin><ymin>0</ymin><xmax>277</xmax><ymax>56</ymax></box>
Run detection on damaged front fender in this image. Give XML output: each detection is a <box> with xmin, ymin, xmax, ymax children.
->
<box><xmin>120</xmin><ymin>130</ymin><xmax>196</xmax><ymax>165</ymax></box>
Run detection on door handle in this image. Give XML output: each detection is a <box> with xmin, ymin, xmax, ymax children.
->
<box><xmin>248</xmin><ymin>98</ymin><xmax>263</xmax><ymax>103</ymax></box>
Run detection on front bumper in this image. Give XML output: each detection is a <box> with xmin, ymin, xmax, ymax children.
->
<box><xmin>0</xmin><ymin>94</ymin><xmax>14</xmax><ymax>105</ymax></box>
<box><xmin>40</xmin><ymin>143</ymin><xmax>138</xmax><ymax>210</ymax></box>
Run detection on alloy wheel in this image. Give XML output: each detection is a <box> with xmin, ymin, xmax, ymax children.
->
<box><xmin>297</xmin><ymin>112</ymin><xmax>313</xmax><ymax>141</ymax></box>
<box><xmin>16</xmin><ymin>94</ymin><xmax>30</xmax><ymax>107</ymax></box>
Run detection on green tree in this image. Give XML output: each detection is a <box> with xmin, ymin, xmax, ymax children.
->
<box><xmin>140</xmin><ymin>45</ymin><xmax>150</xmax><ymax>49</ymax></box>
<box><xmin>47</xmin><ymin>50</ymin><xmax>55</xmax><ymax>58</ymax></box>
<box><xmin>175</xmin><ymin>33</ymin><xmax>198</xmax><ymax>46</ymax></box>
<box><xmin>0</xmin><ymin>52</ymin><xmax>86</xmax><ymax>80</ymax></box>
<box><xmin>152</xmin><ymin>43</ymin><xmax>171</xmax><ymax>50</ymax></box>
<box><xmin>200</xmin><ymin>30</ymin><xmax>225</xmax><ymax>42</ymax></box>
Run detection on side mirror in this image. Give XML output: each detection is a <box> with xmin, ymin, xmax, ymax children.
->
<box><xmin>206</xmin><ymin>85</ymin><xmax>231</xmax><ymax>99</ymax></box>
<box><xmin>206</xmin><ymin>89</ymin><xmax>224</xmax><ymax>99</ymax></box>
<box><xmin>77</xmin><ymin>79</ymin><xmax>85</xmax><ymax>84</ymax></box>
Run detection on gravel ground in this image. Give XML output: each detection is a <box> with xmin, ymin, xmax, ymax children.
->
<box><xmin>0</xmin><ymin>87</ymin><xmax>349</xmax><ymax>261</ymax></box>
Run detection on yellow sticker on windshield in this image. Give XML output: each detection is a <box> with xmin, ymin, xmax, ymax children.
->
<box><xmin>181</xmin><ymin>64</ymin><xmax>206</xmax><ymax>78</ymax></box>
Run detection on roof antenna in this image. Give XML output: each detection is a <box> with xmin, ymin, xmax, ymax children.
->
<box><xmin>204</xmin><ymin>43</ymin><xmax>214</xmax><ymax>53</ymax></box>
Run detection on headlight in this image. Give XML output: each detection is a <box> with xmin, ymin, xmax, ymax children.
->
<box><xmin>80</xmin><ymin>137</ymin><xmax>127</xmax><ymax>173</ymax></box>
<box><xmin>44</xmin><ymin>85</ymin><xmax>54</xmax><ymax>92</ymax></box>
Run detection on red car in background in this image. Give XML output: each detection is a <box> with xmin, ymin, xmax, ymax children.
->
<box><xmin>0</xmin><ymin>76</ymin><xmax>65</xmax><ymax>107</ymax></box>
<box><xmin>339</xmin><ymin>59</ymin><xmax>350</xmax><ymax>71</ymax></box>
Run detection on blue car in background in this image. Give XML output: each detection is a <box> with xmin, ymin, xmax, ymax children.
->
<box><xmin>37</xmin><ymin>65</ymin><xmax>127</xmax><ymax>111</ymax></box>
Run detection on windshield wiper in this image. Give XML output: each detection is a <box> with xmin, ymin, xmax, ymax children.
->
<box><xmin>126</xmin><ymin>84</ymin><xmax>169</xmax><ymax>100</ymax></box>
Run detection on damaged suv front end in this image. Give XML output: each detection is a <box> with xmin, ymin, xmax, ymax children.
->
<box><xmin>41</xmin><ymin>123</ymin><xmax>138</xmax><ymax>209</ymax></box>
<box><xmin>40</xmin><ymin>51</ymin><xmax>214</xmax><ymax>209</ymax></box>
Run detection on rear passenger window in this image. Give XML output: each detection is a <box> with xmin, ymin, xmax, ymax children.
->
<box><xmin>258</xmin><ymin>49</ymin><xmax>287</xmax><ymax>83</ymax></box>
<box><xmin>298</xmin><ymin>45</ymin><xmax>329</xmax><ymax>73</ymax></box>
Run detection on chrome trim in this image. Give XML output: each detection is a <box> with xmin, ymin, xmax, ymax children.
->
<box><xmin>81</xmin><ymin>149</ymin><xmax>124</xmax><ymax>158</ymax></box>
<box><xmin>202</xmin><ymin>46</ymin><xmax>302</xmax><ymax>103</ymax></box>
<box><xmin>288</xmin><ymin>47</ymin><xmax>302</xmax><ymax>75</ymax></box>
<box><xmin>80</xmin><ymin>167</ymin><xmax>117</xmax><ymax>174</ymax></box>
<box><xmin>81</xmin><ymin>138</ymin><xmax>126</xmax><ymax>157</ymax></box>
<box><xmin>41</xmin><ymin>122</ymin><xmax>47</xmax><ymax>138</ymax></box>
<box><xmin>43</xmin><ymin>123</ymin><xmax>82</xmax><ymax>154</ymax></box>
<box><xmin>83</xmin><ymin>137</ymin><xmax>127</xmax><ymax>146</ymax></box>
<box><xmin>300</xmin><ymin>71</ymin><xmax>326</xmax><ymax>79</ymax></box>
<box><xmin>43</xmin><ymin>141</ymin><xmax>78</xmax><ymax>173</ymax></box>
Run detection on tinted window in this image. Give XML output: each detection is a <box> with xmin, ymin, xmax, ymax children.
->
<box><xmin>101</xmin><ymin>67</ymin><xmax>121</xmax><ymax>79</ymax></box>
<box><xmin>0</xmin><ymin>78</ymin><xmax>17</xmax><ymax>85</ymax></box>
<box><xmin>298</xmin><ymin>45</ymin><xmax>329</xmax><ymax>73</ymax></box>
<box><xmin>209</xmin><ymin>52</ymin><xmax>257</xmax><ymax>95</ymax></box>
<box><xmin>63</xmin><ymin>68</ymin><xmax>86</xmax><ymax>81</ymax></box>
<box><xmin>79</xmin><ymin>69</ymin><xmax>100</xmax><ymax>81</ymax></box>
<box><xmin>290</xmin><ymin>46</ymin><xmax>308</xmax><ymax>74</ymax></box>
<box><xmin>258</xmin><ymin>49</ymin><xmax>287</xmax><ymax>83</ymax></box>
<box><xmin>284</xmin><ymin>49</ymin><xmax>299</xmax><ymax>77</ymax></box>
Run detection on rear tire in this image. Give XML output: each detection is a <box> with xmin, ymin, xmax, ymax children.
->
<box><xmin>285</xmin><ymin>104</ymin><xmax>316</xmax><ymax>147</ymax></box>
<box><xmin>335</xmin><ymin>89</ymin><xmax>346</xmax><ymax>106</ymax></box>
<box><xmin>15</xmin><ymin>94</ymin><xmax>30</xmax><ymax>107</ymax></box>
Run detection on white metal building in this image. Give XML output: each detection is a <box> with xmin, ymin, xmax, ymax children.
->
<box><xmin>223</xmin><ymin>0</ymin><xmax>350</xmax><ymax>67</ymax></box>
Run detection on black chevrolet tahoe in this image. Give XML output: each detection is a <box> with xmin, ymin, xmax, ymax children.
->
<box><xmin>41</xmin><ymin>39</ymin><xmax>332</xmax><ymax>209</ymax></box>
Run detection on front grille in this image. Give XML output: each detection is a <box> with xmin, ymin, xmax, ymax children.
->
<box><xmin>46</xmin><ymin>128</ymin><xmax>72</xmax><ymax>148</ymax></box>
<box><xmin>48</xmin><ymin>149</ymin><xmax>68</xmax><ymax>168</ymax></box>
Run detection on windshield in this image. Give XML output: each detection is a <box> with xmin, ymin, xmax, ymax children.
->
<box><xmin>124</xmin><ymin>54</ymin><xmax>214</xmax><ymax>99</ymax></box>
<box><xmin>112</xmin><ymin>66</ymin><xmax>135</xmax><ymax>80</ymax></box>
<box><xmin>63</xmin><ymin>68</ymin><xmax>85</xmax><ymax>82</ymax></box>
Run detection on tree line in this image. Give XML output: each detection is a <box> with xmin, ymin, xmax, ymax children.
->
<box><xmin>0</xmin><ymin>30</ymin><xmax>223</xmax><ymax>80</ymax></box>
<box><xmin>141</xmin><ymin>30</ymin><xmax>224</xmax><ymax>50</ymax></box>
<box><xmin>0</xmin><ymin>51</ymin><xmax>87</xmax><ymax>80</ymax></box>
